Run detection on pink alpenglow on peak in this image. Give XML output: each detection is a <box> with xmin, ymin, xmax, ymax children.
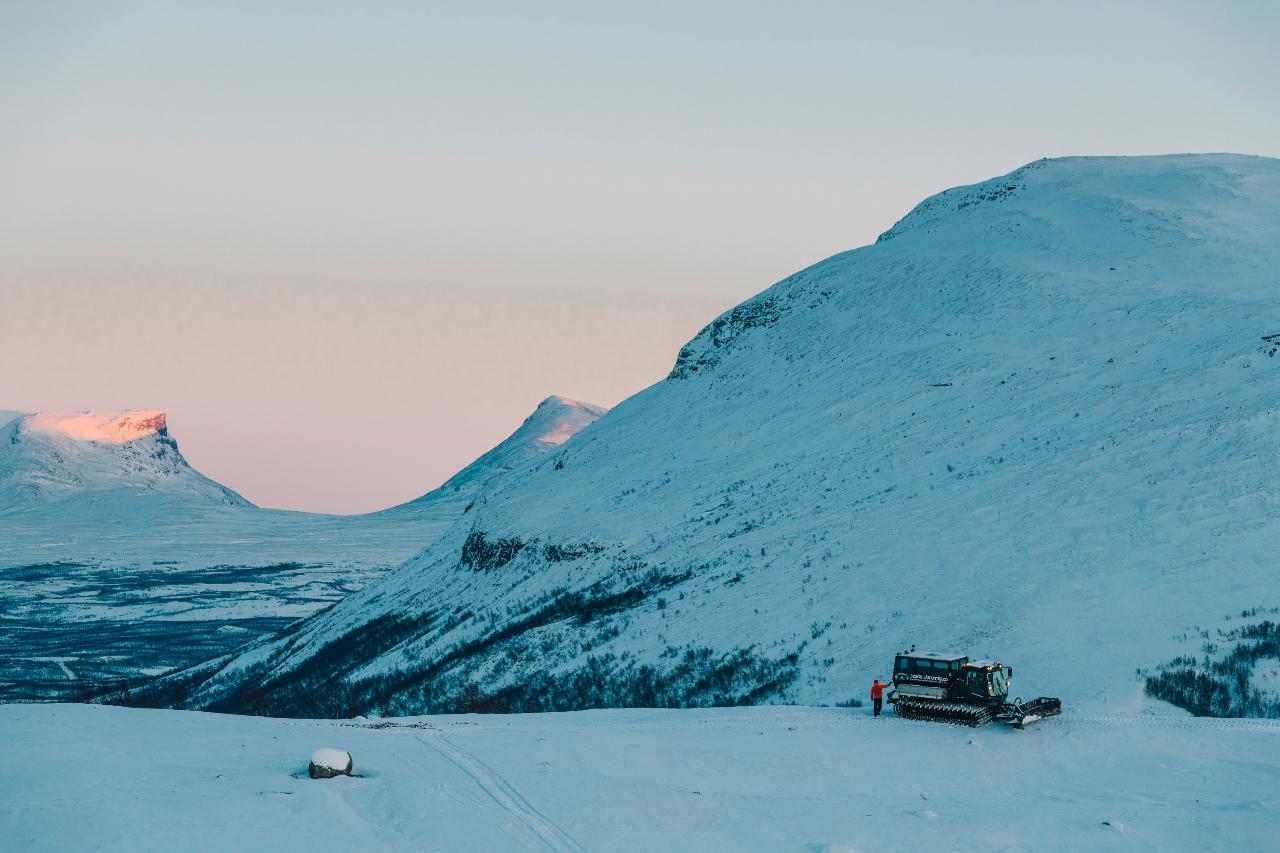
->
<box><xmin>532</xmin><ymin>396</ymin><xmax>608</xmax><ymax>447</ymax></box>
<box><xmin>22</xmin><ymin>410</ymin><xmax>168</xmax><ymax>444</ymax></box>
<box><xmin>381</xmin><ymin>394</ymin><xmax>606</xmax><ymax>517</ymax></box>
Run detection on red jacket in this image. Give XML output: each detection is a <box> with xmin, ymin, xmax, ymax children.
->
<box><xmin>871</xmin><ymin>680</ymin><xmax>889</xmax><ymax>699</ymax></box>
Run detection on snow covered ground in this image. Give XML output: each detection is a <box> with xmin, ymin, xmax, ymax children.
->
<box><xmin>2</xmin><ymin>702</ymin><xmax>1277</xmax><ymax>852</ymax></box>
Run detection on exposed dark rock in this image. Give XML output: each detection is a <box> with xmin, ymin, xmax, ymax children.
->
<box><xmin>459</xmin><ymin>531</ymin><xmax>526</xmax><ymax>571</ymax></box>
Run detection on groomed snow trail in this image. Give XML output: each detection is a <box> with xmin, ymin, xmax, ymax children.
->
<box><xmin>416</xmin><ymin>730</ymin><xmax>586</xmax><ymax>853</ymax></box>
<box><xmin>1053</xmin><ymin>711</ymin><xmax>1280</xmax><ymax>733</ymax></box>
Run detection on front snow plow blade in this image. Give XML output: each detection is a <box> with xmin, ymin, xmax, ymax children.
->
<box><xmin>997</xmin><ymin>697</ymin><xmax>1062</xmax><ymax>728</ymax></box>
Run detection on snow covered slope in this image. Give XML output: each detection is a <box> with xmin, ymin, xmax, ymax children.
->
<box><xmin>4</xmin><ymin>703</ymin><xmax>1278</xmax><ymax>852</ymax></box>
<box><xmin>0</xmin><ymin>399</ymin><xmax>602</xmax><ymax>701</ymax></box>
<box><xmin>161</xmin><ymin>154</ymin><xmax>1280</xmax><ymax>719</ymax></box>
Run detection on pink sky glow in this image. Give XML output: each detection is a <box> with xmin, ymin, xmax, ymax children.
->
<box><xmin>4</xmin><ymin>5</ymin><xmax>1276</xmax><ymax>512</ymax></box>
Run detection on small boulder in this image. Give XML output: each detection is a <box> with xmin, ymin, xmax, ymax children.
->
<box><xmin>308</xmin><ymin>748</ymin><xmax>353</xmax><ymax>779</ymax></box>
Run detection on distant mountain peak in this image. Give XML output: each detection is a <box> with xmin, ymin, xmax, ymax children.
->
<box><xmin>527</xmin><ymin>396</ymin><xmax>609</xmax><ymax>447</ymax></box>
<box><xmin>387</xmin><ymin>395</ymin><xmax>607</xmax><ymax>514</ymax></box>
<box><xmin>0</xmin><ymin>409</ymin><xmax>248</xmax><ymax>512</ymax></box>
<box><xmin>538</xmin><ymin>394</ymin><xmax>599</xmax><ymax>409</ymax></box>
<box><xmin>22</xmin><ymin>409</ymin><xmax>168</xmax><ymax>444</ymax></box>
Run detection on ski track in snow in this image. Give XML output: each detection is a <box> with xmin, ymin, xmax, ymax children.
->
<box><xmin>416</xmin><ymin>730</ymin><xmax>586</xmax><ymax>853</ymax></box>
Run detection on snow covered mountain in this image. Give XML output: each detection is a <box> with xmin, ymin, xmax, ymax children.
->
<box><xmin>0</xmin><ymin>398</ymin><xmax>603</xmax><ymax>701</ymax></box>
<box><xmin>151</xmin><ymin>154</ymin><xmax>1280</xmax><ymax>720</ymax></box>
<box><xmin>378</xmin><ymin>395</ymin><xmax>607</xmax><ymax>522</ymax></box>
<box><xmin>0</xmin><ymin>410</ymin><xmax>249</xmax><ymax>514</ymax></box>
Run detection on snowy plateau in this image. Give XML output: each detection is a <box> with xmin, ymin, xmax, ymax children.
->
<box><xmin>5</xmin><ymin>154</ymin><xmax>1280</xmax><ymax>852</ymax></box>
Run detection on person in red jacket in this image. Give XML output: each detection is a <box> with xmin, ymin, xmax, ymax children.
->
<box><xmin>870</xmin><ymin>678</ymin><xmax>892</xmax><ymax>716</ymax></box>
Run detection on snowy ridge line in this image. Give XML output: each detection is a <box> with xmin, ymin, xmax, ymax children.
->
<box><xmin>416</xmin><ymin>731</ymin><xmax>586</xmax><ymax>853</ymax></box>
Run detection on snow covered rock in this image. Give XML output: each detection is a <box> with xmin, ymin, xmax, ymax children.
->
<box><xmin>308</xmin><ymin>748</ymin><xmax>352</xmax><ymax>779</ymax></box>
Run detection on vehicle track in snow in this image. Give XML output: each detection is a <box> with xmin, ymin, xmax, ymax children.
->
<box><xmin>879</xmin><ymin>711</ymin><xmax>1280</xmax><ymax>734</ymax></box>
<box><xmin>1051</xmin><ymin>712</ymin><xmax>1280</xmax><ymax>733</ymax></box>
<box><xmin>27</xmin><ymin>656</ymin><xmax>77</xmax><ymax>680</ymax></box>
<box><xmin>416</xmin><ymin>730</ymin><xmax>585</xmax><ymax>853</ymax></box>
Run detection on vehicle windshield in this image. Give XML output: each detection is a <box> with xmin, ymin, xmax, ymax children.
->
<box><xmin>989</xmin><ymin>668</ymin><xmax>1008</xmax><ymax>696</ymax></box>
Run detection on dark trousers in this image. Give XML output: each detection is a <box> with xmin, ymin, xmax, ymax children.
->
<box><xmin>873</xmin><ymin>697</ymin><xmax>883</xmax><ymax>716</ymax></box>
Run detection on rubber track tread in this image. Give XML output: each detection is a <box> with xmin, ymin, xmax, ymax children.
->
<box><xmin>892</xmin><ymin>697</ymin><xmax>994</xmax><ymax>727</ymax></box>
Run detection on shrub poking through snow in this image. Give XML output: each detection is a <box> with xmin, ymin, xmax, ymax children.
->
<box><xmin>308</xmin><ymin>748</ymin><xmax>353</xmax><ymax>779</ymax></box>
<box><xmin>1144</xmin><ymin>617</ymin><xmax>1280</xmax><ymax>717</ymax></box>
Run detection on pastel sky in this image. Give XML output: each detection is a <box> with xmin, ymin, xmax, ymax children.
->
<box><xmin>3</xmin><ymin>2</ymin><xmax>1278</xmax><ymax>514</ymax></box>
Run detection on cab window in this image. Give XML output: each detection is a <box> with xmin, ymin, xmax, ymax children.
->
<box><xmin>990</xmin><ymin>669</ymin><xmax>1008</xmax><ymax>695</ymax></box>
